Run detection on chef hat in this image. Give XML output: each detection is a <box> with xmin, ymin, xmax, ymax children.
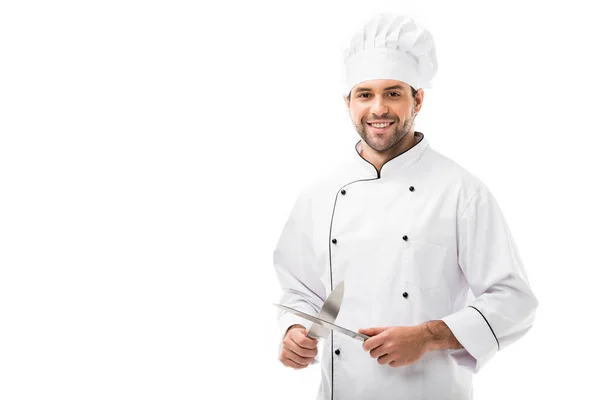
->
<box><xmin>343</xmin><ymin>13</ymin><xmax>438</xmax><ymax>94</ymax></box>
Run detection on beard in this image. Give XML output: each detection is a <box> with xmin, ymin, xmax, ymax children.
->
<box><xmin>354</xmin><ymin>109</ymin><xmax>417</xmax><ymax>152</ymax></box>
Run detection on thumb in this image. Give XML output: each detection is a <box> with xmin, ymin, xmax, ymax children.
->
<box><xmin>295</xmin><ymin>327</ymin><xmax>309</xmax><ymax>337</ymax></box>
<box><xmin>358</xmin><ymin>327</ymin><xmax>388</xmax><ymax>336</ymax></box>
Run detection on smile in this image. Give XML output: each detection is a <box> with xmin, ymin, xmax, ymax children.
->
<box><xmin>367</xmin><ymin>121</ymin><xmax>395</xmax><ymax>130</ymax></box>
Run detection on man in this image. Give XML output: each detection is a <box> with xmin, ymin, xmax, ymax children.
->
<box><xmin>273</xmin><ymin>13</ymin><xmax>538</xmax><ymax>400</ymax></box>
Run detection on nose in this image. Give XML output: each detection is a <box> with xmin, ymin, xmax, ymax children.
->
<box><xmin>370</xmin><ymin>95</ymin><xmax>388</xmax><ymax>115</ymax></box>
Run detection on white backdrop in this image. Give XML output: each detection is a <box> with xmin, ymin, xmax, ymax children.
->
<box><xmin>1</xmin><ymin>0</ymin><xmax>599</xmax><ymax>399</ymax></box>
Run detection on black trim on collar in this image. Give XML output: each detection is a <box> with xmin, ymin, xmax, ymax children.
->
<box><xmin>354</xmin><ymin>131</ymin><xmax>425</xmax><ymax>179</ymax></box>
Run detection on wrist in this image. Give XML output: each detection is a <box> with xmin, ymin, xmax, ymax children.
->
<box><xmin>421</xmin><ymin>322</ymin><xmax>437</xmax><ymax>351</ymax></box>
<box><xmin>421</xmin><ymin>320</ymin><xmax>463</xmax><ymax>351</ymax></box>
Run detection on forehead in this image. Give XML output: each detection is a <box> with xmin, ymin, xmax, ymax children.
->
<box><xmin>353</xmin><ymin>79</ymin><xmax>410</xmax><ymax>92</ymax></box>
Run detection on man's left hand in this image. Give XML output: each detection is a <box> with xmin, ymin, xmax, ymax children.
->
<box><xmin>359</xmin><ymin>325</ymin><xmax>430</xmax><ymax>367</ymax></box>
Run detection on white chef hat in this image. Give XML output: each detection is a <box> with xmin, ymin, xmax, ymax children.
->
<box><xmin>343</xmin><ymin>13</ymin><xmax>438</xmax><ymax>94</ymax></box>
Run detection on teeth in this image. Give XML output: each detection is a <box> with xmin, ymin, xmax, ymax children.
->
<box><xmin>371</xmin><ymin>122</ymin><xmax>391</xmax><ymax>128</ymax></box>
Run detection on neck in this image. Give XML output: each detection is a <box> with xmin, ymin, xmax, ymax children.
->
<box><xmin>359</xmin><ymin>131</ymin><xmax>419</xmax><ymax>172</ymax></box>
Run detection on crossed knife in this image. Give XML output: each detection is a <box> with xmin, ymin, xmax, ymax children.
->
<box><xmin>274</xmin><ymin>281</ymin><xmax>371</xmax><ymax>342</ymax></box>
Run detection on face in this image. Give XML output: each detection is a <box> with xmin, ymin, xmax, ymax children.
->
<box><xmin>344</xmin><ymin>79</ymin><xmax>423</xmax><ymax>152</ymax></box>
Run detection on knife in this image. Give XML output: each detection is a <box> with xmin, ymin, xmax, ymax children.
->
<box><xmin>274</xmin><ymin>303</ymin><xmax>371</xmax><ymax>342</ymax></box>
<box><xmin>307</xmin><ymin>281</ymin><xmax>345</xmax><ymax>339</ymax></box>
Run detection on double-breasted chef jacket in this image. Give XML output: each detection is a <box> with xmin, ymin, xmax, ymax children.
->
<box><xmin>273</xmin><ymin>131</ymin><xmax>538</xmax><ymax>400</ymax></box>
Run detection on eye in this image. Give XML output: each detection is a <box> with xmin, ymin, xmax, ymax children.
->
<box><xmin>388</xmin><ymin>92</ymin><xmax>401</xmax><ymax>97</ymax></box>
<box><xmin>358</xmin><ymin>93</ymin><xmax>371</xmax><ymax>98</ymax></box>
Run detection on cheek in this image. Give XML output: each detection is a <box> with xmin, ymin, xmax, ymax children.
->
<box><xmin>352</xmin><ymin>109</ymin><xmax>367</xmax><ymax>124</ymax></box>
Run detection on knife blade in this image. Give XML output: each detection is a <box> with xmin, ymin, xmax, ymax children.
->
<box><xmin>307</xmin><ymin>281</ymin><xmax>345</xmax><ymax>339</ymax></box>
<box><xmin>274</xmin><ymin>303</ymin><xmax>371</xmax><ymax>342</ymax></box>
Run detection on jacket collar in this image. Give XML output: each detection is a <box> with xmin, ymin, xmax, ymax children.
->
<box><xmin>353</xmin><ymin>131</ymin><xmax>429</xmax><ymax>178</ymax></box>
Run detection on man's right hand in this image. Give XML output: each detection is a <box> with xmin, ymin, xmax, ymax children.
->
<box><xmin>279</xmin><ymin>324</ymin><xmax>319</xmax><ymax>369</ymax></box>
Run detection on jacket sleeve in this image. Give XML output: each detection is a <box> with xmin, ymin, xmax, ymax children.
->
<box><xmin>441</xmin><ymin>183</ymin><xmax>539</xmax><ymax>373</ymax></box>
<box><xmin>273</xmin><ymin>190</ymin><xmax>326</xmax><ymax>363</ymax></box>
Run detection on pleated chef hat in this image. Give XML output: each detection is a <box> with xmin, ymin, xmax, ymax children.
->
<box><xmin>343</xmin><ymin>13</ymin><xmax>438</xmax><ymax>94</ymax></box>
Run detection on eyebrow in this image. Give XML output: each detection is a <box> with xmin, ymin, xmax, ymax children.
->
<box><xmin>354</xmin><ymin>85</ymin><xmax>406</xmax><ymax>93</ymax></box>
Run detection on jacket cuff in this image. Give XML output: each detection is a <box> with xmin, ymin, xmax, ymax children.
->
<box><xmin>441</xmin><ymin>306</ymin><xmax>499</xmax><ymax>373</ymax></box>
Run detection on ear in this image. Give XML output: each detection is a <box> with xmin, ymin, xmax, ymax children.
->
<box><xmin>343</xmin><ymin>93</ymin><xmax>350</xmax><ymax>109</ymax></box>
<box><xmin>415</xmin><ymin>88</ymin><xmax>425</xmax><ymax>112</ymax></box>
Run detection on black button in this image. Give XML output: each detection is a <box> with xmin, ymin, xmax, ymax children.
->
<box><xmin>341</xmin><ymin>189</ymin><xmax>346</xmax><ymax>195</ymax></box>
<box><xmin>403</xmin><ymin>292</ymin><xmax>409</xmax><ymax>298</ymax></box>
<box><xmin>332</xmin><ymin>238</ymin><xmax>337</xmax><ymax>244</ymax></box>
<box><xmin>402</xmin><ymin>235</ymin><xmax>408</xmax><ymax>241</ymax></box>
<box><xmin>409</xmin><ymin>186</ymin><xmax>415</xmax><ymax>192</ymax></box>
<box><xmin>335</xmin><ymin>349</ymin><xmax>340</xmax><ymax>355</ymax></box>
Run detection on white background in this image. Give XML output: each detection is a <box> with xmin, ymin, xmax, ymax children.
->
<box><xmin>1</xmin><ymin>0</ymin><xmax>598</xmax><ymax>399</ymax></box>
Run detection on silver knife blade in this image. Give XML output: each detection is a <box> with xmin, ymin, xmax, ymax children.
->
<box><xmin>307</xmin><ymin>281</ymin><xmax>345</xmax><ymax>339</ymax></box>
<box><xmin>274</xmin><ymin>303</ymin><xmax>371</xmax><ymax>342</ymax></box>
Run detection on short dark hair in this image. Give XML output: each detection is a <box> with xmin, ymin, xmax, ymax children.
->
<box><xmin>347</xmin><ymin>86</ymin><xmax>418</xmax><ymax>102</ymax></box>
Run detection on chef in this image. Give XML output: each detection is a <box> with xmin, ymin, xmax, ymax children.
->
<box><xmin>273</xmin><ymin>13</ymin><xmax>538</xmax><ymax>400</ymax></box>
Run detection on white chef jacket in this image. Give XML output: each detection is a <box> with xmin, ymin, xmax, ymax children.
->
<box><xmin>273</xmin><ymin>132</ymin><xmax>538</xmax><ymax>400</ymax></box>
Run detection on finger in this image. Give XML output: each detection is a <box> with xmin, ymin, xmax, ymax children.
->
<box><xmin>359</xmin><ymin>327</ymin><xmax>388</xmax><ymax>336</ymax></box>
<box><xmin>282</xmin><ymin>347</ymin><xmax>314</xmax><ymax>366</ymax></box>
<box><xmin>388</xmin><ymin>358</ymin><xmax>409</xmax><ymax>367</ymax></box>
<box><xmin>283</xmin><ymin>336</ymin><xmax>317</xmax><ymax>358</ymax></box>
<box><xmin>287</xmin><ymin>341</ymin><xmax>318</xmax><ymax>359</ymax></box>
<box><xmin>369</xmin><ymin>343</ymin><xmax>389</xmax><ymax>359</ymax></box>
<box><xmin>377</xmin><ymin>352</ymin><xmax>394</xmax><ymax>365</ymax></box>
<box><xmin>362</xmin><ymin>332</ymin><xmax>387</xmax><ymax>351</ymax></box>
<box><xmin>292</xmin><ymin>332</ymin><xmax>319</xmax><ymax>350</ymax></box>
<box><xmin>280</xmin><ymin>348</ymin><xmax>309</xmax><ymax>369</ymax></box>
<box><xmin>284</xmin><ymin>349</ymin><xmax>313</xmax><ymax>366</ymax></box>
<box><xmin>281</xmin><ymin>356</ymin><xmax>309</xmax><ymax>369</ymax></box>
